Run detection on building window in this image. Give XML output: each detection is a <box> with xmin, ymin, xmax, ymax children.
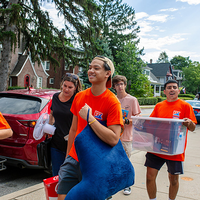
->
<box><xmin>156</xmin><ymin>86</ymin><xmax>159</xmax><ymax>92</ymax></box>
<box><xmin>145</xmin><ymin>70</ymin><xmax>150</xmax><ymax>76</ymax></box>
<box><xmin>46</xmin><ymin>61</ymin><xmax>50</xmax><ymax>71</ymax></box>
<box><xmin>38</xmin><ymin>77</ymin><xmax>42</xmax><ymax>88</ymax></box>
<box><xmin>49</xmin><ymin>78</ymin><xmax>54</xmax><ymax>84</ymax></box>
<box><xmin>64</xmin><ymin>62</ymin><xmax>69</xmax><ymax>70</ymax></box>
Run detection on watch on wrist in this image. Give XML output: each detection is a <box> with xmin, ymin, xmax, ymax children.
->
<box><xmin>125</xmin><ymin>119</ymin><xmax>130</xmax><ymax>125</ymax></box>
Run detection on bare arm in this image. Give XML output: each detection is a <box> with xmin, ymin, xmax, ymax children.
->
<box><xmin>79</xmin><ymin>104</ymin><xmax>121</xmax><ymax>147</ymax></box>
<box><xmin>183</xmin><ymin>118</ymin><xmax>196</xmax><ymax>132</ymax></box>
<box><xmin>66</xmin><ymin>115</ymin><xmax>78</xmax><ymax>157</ymax></box>
<box><xmin>49</xmin><ymin>110</ymin><xmax>55</xmax><ymax>125</ymax></box>
<box><xmin>0</xmin><ymin>129</ymin><xmax>13</xmax><ymax>140</ymax></box>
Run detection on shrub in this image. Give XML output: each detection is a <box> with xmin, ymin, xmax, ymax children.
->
<box><xmin>8</xmin><ymin>86</ymin><xmax>25</xmax><ymax>90</ymax></box>
<box><xmin>138</xmin><ymin>97</ymin><xmax>158</xmax><ymax>105</ymax></box>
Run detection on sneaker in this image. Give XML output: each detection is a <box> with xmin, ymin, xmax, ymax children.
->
<box><xmin>106</xmin><ymin>196</ymin><xmax>112</xmax><ymax>200</ymax></box>
<box><xmin>123</xmin><ymin>187</ymin><xmax>131</xmax><ymax>195</ymax></box>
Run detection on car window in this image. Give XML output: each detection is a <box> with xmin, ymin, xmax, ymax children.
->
<box><xmin>0</xmin><ymin>95</ymin><xmax>47</xmax><ymax>114</ymax></box>
<box><xmin>188</xmin><ymin>101</ymin><xmax>200</xmax><ymax>107</ymax></box>
<box><xmin>194</xmin><ymin>103</ymin><xmax>200</xmax><ymax>107</ymax></box>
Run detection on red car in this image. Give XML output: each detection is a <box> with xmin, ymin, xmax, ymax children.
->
<box><xmin>0</xmin><ymin>88</ymin><xmax>59</xmax><ymax>169</ymax></box>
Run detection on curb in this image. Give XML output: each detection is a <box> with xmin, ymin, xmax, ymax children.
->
<box><xmin>0</xmin><ymin>183</ymin><xmax>44</xmax><ymax>200</ymax></box>
<box><xmin>140</xmin><ymin>105</ymin><xmax>155</xmax><ymax>109</ymax></box>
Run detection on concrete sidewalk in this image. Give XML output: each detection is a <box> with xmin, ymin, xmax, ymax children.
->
<box><xmin>1</xmin><ymin>127</ymin><xmax>200</xmax><ymax>199</ymax></box>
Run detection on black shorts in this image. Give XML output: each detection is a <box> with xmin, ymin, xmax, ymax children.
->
<box><xmin>144</xmin><ymin>153</ymin><xmax>183</xmax><ymax>175</ymax></box>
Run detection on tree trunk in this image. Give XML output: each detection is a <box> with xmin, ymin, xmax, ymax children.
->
<box><xmin>0</xmin><ymin>0</ymin><xmax>18</xmax><ymax>91</ymax></box>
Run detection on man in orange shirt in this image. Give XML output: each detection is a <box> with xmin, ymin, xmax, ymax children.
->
<box><xmin>0</xmin><ymin>112</ymin><xmax>13</xmax><ymax>140</ymax></box>
<box><xmin>57</xmin><ymin>56</ymin><xmax>124</xmax><ymax>200</ymax></box>
<box><xmin>145</xmin><ymin>80</ymin><xmax>196</xmax><ymax>200</ymax></box>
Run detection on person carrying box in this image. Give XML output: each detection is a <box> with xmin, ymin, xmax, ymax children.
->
<box><xmin>0</xmin><ymin>112</ymin><xmax>13</xmax><ymax>140</ymax></box>
<box><xmin>145</xmin><ymin>79</ymin><xmax>196</xmax><ymax>200</ymax></box>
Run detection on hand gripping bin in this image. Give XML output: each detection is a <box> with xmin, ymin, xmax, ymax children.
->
<box><xmin>131</xmin><ymin>116</ymin><xmax>187</xmax><ymax>155</ymax></box>
<box><xmin>43</xmin><ymin>175</ymin><xmax>59</xmax><ymax>200</ymax></box>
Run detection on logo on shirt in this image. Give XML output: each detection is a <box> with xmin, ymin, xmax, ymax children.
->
<box><xmin>173</xmin><ymin>110</ymin><xmax>180</xmax><ymax>119</ymax></box>
<box><xmin>94</xmin><ymin>110</ymin><xmax>103</xmax><ymax>120</ymax></box>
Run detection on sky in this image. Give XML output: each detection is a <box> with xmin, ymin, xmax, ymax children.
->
<box><xmin>41</xmin><ymin>0</ymin><xmax>200</xmax><ymax>63</ymax></box>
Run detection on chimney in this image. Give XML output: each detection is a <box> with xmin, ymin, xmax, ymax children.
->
<box><xmin>150</xmin><ymin>59</ymin><xmax>152</xmax><ymax>64</ymax></box>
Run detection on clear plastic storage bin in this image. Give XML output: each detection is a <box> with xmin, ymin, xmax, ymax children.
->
<box><xmin>131</xmin><ymin>116</ymin><xmax>187</xmax><ymax>155</ymax></box>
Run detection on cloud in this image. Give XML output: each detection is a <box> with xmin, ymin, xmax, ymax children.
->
<box><xmin>135</xmin><ymin>12</ymin><xmax>149</xmax><ymax>20</ymax></box>
<box><xmin>137</xmin><ymin>21</ymin><xmax>154</xmax><ymax>35</ymax></box>
<box><xmin>147</xmin><ymin>14</ymin><xmax>169</xmax><ymax>22</ymax></box>
<box><xmin>176</xmin><ymin>0</ymin><xmax>200</xmax><ymax>5</ymax></box>
<box><xmin>138</xmin><ymin>34</ymin><xmax>187</xmax><ymax>50</ymax></box>
<box><xmin>142</xmin><ymin>49</ymin><xmax>200</xmax><ymax>63</ymax></box>
<box><xmin>159</xmin><ymin>8</ymin><xmax>178</xmax><ymax>12</ymax></box>
<box><xmin>41</xmin><ymin>3</ymin><xmax>65</xmax><ymax>30</ymax></box>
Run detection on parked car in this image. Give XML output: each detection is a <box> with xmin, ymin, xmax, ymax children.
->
<box><xmin>0</xmin><ymin>88</ymin><xmax>60</xmax><ymax>169</ymax></box>
<box><xmin>186</xmin><ymin>100</ymin><xmax>200</xmax><ymax>123</ymax></box>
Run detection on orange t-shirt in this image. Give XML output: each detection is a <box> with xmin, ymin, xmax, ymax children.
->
<box><xmin>150</xmin><ymin>99</ymin><xmax>197</xmax><ymax>161</ymax></box>
<box><xmin>69</xmin><ymin>88</ymin><xmax>124</xmax><ymax>162</ymax></box>
<box><xmin>0</xmin><ymin>112</ymin><xmax>11</xmax><ymax>129</ymax></box>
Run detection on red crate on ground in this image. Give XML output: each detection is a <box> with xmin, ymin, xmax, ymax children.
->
<box><xmin>43</xmin><ymin>175</ymin><xmax>59</xmax><ymax>200</ymax></box>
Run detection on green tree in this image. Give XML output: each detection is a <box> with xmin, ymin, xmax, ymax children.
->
<box><xmin>0</xmin><ymin>0</ymin><xmax>100</xmax><ymax>91</ymax></box>
<box><xmin>182</xmin><ymin>61</ymin><xmax>200</xmax><ymax>94</ymax></box>
<box><xmin>170</xmin><ymin>55</ymin><xmax>191</xmax><ymax>70</ymax></box>
<box><xmin>98</xmin><ymin>0</ymin><xmax>141</xmax><ymax>64</ymax></box>
<box><xmin>157</xmin><ymin>51</ymin><xmax>169</xmax><ymax>63</ymax></box>
<box><xmin>115</xmin><ymin>42</ymin><xmax>150</xmax><ymax>97</ymax></box>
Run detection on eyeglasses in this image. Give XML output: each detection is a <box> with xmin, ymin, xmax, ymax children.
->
<box><xmin>66</xmin><ymin>73</ymin><xmax>78</xmax><ymax>80</ymax></box>
<box><xmin>115</xmin><ymin>83</ymin><xmax>124</xmax><ymax>87</ymax></box>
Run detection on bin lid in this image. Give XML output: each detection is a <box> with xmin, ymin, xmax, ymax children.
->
<box><xmin>131</xmin><ymin>116</ymin><xmax>184</xmax><ymax>122</ymax></box>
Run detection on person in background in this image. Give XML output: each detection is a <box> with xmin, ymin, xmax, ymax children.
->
<box><xmin>145</xmin><ymin>79</ymin><xmax>196</xmax><ymax>200</ymax></box>
<box><xmin>48</xmin><ymin>73</ymin><xmax>82</xmax><ymax>176</ymax></box>
<box><xmin>112</xmin><ymin>75</ymin><xmax>141</xmax><ymax>195</ymax></box>
<box><xmin>0</xmin><ymin>112</ymin><xmax>13</xmax><ymax>140</ymax></box>
<box><xmin>57</xmin><ymin>56</ymin><xmax>124</xmax><ymax>200</ymax></box>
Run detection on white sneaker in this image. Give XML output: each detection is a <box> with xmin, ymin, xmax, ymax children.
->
<box><xmin>123</xmin><ymin>187</ymin><xmax>131</xmax><ymax>195</ymax></box>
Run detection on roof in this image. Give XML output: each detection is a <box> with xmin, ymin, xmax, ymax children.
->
<box><xmin>149</xmin><ymin>71</ymin><xmax>162</xmax><ymax>85</ymax></box>
<box><xmin>10</xmin><ymin>55</ymin><xmax>28</xmax><ymax>76</ymax></box>
<box><xmin>147</xmin><ymin>63</ymin><xmax>173</xmax><ymax>77</ymax></box>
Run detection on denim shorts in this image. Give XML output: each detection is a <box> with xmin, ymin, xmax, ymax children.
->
<box><xmin>57</xmin><ymin>155</ymin><xmax>82</xmax><ymax>195</ymax></box>
<box><xmin>144</xmin><ymin>152</ymin><xmax>184</xmax><ymax>175</ymax></box>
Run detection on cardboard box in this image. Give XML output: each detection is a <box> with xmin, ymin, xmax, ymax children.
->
<box><xmin>131</xmin><ymin>116</ymin><xmax>187</xmax><ymax>155</ymax></box>
<box><xmin>43</xmin><ymin>175</ymin><xmax>59</xmax><ymax>200</ymax></box>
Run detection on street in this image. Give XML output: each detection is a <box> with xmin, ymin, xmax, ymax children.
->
<box><xmin>1</xmin><ymin>108</ymin><xmax>199</xmax><ymax>198</ymax></box>
<box><xmin>0</xmin><ymin>108</ymin><xmax>153</xmax><ymax>197</ymax></box>
<box><xmin>0</xmin><ymin>166</ymin><xmax>51</xmax><ymax>197</ymax></box>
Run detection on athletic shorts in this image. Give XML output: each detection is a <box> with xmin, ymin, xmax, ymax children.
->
<box><xmin>144</xmin><ymin>152</ymin><xmax>184</xmax><ymax>175</ymax></box>
<box><xmin>57</xmin><ymin>155</ymin><xmax>82</xmax><ymax>195</ymax></box>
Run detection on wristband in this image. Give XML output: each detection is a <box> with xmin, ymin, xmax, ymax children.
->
<box><xmin>89</xmin><ymin>119</ymin><xmax>96</xmax><ymax>125</ymax></box>
<box><xmin>125</xmin><ymin>119</ymin><xmax>130</xmax><ymax>125</ymax></box>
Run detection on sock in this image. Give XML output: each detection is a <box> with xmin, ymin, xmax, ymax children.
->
<box><xmin>150</xmin><ymin>198</ymin><xmax>156</xmax><ymax>200</ymax></box>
